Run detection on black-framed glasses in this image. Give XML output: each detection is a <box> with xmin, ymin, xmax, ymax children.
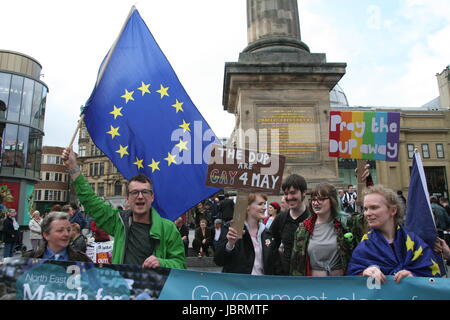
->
<box><xmin>310</xmin><ymin>196</ymin><xmax>329</xmax><ymax>203</ymax></box>
<box><xmin>128</xmin><ymin>189</ymin><xmax>153</xmax><ymax>197</ymax></box>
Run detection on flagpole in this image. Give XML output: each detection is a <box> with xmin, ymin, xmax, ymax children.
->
<box><xmin>68</xmin><ymin>114</ymin><xmax>85</xmax><ymax>148</ymax></box>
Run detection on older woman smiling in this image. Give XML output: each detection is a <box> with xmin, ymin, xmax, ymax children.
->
<box><xmin>23</xmin><ymin>212</ymin><xmax>91</xmax><ymax>262</ymax></box>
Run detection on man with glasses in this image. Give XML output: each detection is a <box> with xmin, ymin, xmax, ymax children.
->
<box><xmin>61</xmin><ymin>147</ymin><xmax>185</xmax><ymax>269</ymax></box>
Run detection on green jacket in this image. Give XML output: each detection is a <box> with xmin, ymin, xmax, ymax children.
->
<box><xmin>290</xmin><ymin>215</ymin><xmax>354</xmax><ymax>276</ymax></box>
<box><xmin>73</xmin><ymin>174</ymin><xmax>186</xmax><ymax>269</ymax></box>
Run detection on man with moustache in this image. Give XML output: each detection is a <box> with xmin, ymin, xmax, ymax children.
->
<box><xmin>269</xmin><ymin>174</ymin><xmax>310</xmax><ymax>275</ymax></box>
<box><xmin>61</xmin><ymin>147</ymin><xmax>185</xmax><ymax>269</ymax></box>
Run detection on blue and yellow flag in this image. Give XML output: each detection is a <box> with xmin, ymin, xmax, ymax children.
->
<box><xmin>405</xmin><ymin>150</ymin><xmax>447</xmax><ymax>275</ymax></box>
<box><xmin>347</xmin><ymin>226</ymin><xmax>441</xmax><ymax>277</ymax></box>
<box><xmin>83</xmin><ymin>7</ymin><xmax>220</xmax><ymax>221</ymax></box>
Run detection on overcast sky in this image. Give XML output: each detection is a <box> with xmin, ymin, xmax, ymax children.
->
<box><xmin>2</xmin><ymin>0</ymin><xmax>449</xmax><ymax>151</ymax></box>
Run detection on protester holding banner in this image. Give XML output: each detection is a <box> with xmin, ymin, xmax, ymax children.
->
<box><xmin>270</xmin><ymin>174</ymin><xmax>311</xmax><ymax>275</ymax></box>
<box><xmin>290</xmin><ymin>183</ymin><xmax>354</xmax><ymax>276</ymax></box>
<box><xmin>214</xmin><ymin>193</ymin><xmax>277</xmax><ymax>275</ymax></box>
<box><xmin>62</xmin><ymin>147</ymin><xmax>186</xmax><ymax>270</ymax></box>
<box><xmin>347</xmin><ymin>185</ymin><xmax>441</xmax><ymax>283</ymax></box>
<box><xmin>23</xmin><ymin>212</ymin><xmax>91</xmax><ymax>262</ymax></box>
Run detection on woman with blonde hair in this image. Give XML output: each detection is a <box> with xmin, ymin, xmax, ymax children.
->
<box><xmin>214</xmin><ymin>193</ymin><xmax>277</xmax><ymax>275</ymax></box>
<box><xmin>347</xmin><ymin>185</ymin><xmax>441</xmax><ymax>282</ymax></box>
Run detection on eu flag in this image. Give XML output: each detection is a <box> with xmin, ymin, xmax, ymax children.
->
<box><xmin>83</xmin><ymin>7</ymin><xmax>220</xmax><ymax>221</ymax></box>
<box><xmin>405</xmin><ymin>150</ymin><xmax>447</xmax><ymax>276</ymax></box>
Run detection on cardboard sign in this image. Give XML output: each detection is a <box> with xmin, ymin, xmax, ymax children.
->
<box><xmin>329</xmin><ymin>111</ymin><xmax>400</xmax><ymax>161</ymax></box>
<box><xmin>206</xmin><ymin>145</ymin><xmax>285</xmax><ymax>195</ymax></box>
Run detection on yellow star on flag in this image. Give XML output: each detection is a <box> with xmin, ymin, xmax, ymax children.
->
<box><xmin>116</xmin><ymin>145</ymin><xmax>129</xmax><ymax>158</ymax></box>
<box><xmin>110</xmin><ymin>106</ymin><xmax>123</xmax><ymax>119</ymax></box>
<box><xmin>106</xmin><ymin>125</ymin><xmax>120</xmax><ymax>139</ymax></box>
<box><xmin>361</xmin><ymin>234</ymin><xmax>369</xmax><ymax>242</ymax></box>
<box><xmin>156</xmin><ymin>84</ymin><xmax>169</xmax><ymax>99</ymax></box>
<box><xmin>176</xmin><ymin>138</ymin><xmax>188</xmax><ymax>152</ymax></box>
<box><xmin>430</xmin><ymin>259</ymin><xmax>441</xmax><ymax>276</ymax></box>
<box><xmin>133</xmin><ymin>157</ymin><xmax>144</xmax><ymax>169</ymax></box>
<box><xmin>412</xmin><ymin>246</ymin><xmax>423</xmax><ymax>262</ymax></box>
<box><xmin>148</xmin><ymin>159</ymin><xmax>160</xmax><ymax>173</ymax></box>
<box><xmin>171</xmin><ymin>99</ymin><xmax>184</xmax><ymax>113</ymax></box>
<box><xmin>405</xmin><ymin>235</ymin><xmax>415</xmax><ymax>252</ymax></box>
<box><xmin>179</xmin><ymin>119</ymin><xmax>191</xmax><ymax>133</ymax></box>
<box><xmin>164</xmin><ymin>152</ymin><xmax>177</xmax><ymax>166</ymax></box>
<box><xmin>138</xmin><ymin>81</ymin><xmax>151</xmax><ymax>96</ymax></box>
<box><xmin>121</xmin><ymin>89</ymin><xmax>135</xmax><ymax>103</ymax></box>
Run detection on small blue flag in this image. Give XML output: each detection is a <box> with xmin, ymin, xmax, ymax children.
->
<box><xmin>405</xmin><ymin>150</ymin><xmax>447</xmax><ymax>276</ymax></box>
<box><xmin>83</xmin><ymin>7</ymin><xmax>220</xmax><ymax>221</ymax></box>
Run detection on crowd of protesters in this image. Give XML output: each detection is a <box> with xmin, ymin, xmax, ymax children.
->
<box><xmin>1</xmin><ymin>149</ymin><xmax>449</xmax><ymax>287</ymax></box>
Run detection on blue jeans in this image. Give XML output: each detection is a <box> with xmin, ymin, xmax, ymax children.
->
<box><xmin>3</xmin><ymin>242</ymin><xmax>14</xmax><ymax>258</ymax></box>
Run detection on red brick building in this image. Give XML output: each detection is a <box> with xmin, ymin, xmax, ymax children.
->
<box><xmin>34</xmin><ymin>146</ymin><xmax>72</xmax><ymax>213</ymax></box>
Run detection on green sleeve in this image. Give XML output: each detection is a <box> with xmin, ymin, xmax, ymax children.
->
<box><xmin>72</xmin><ymin>174</ymin><xmax>121</xmax><ymax>237</ymax></box>
<box><xmin>158</xmin><ymin>224</ymin><xmax>187</xmax><ymax>269</ymax></box>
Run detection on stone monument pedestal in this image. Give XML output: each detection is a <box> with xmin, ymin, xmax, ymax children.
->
<box><xmin>222</xmin><ymin>0</ymin><xmax>347</xmax><ymax>188</ymax></box>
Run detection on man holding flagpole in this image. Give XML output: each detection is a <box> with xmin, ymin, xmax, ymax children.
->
<box><xmin>61</xmin><ymin>5</ymin><xmax>222</xmax><ymax>268</ymax></box>
<box><xmin>62</xmin><ymin>147</ymin><xmax>186</xmax><ymax>269</ymax></box>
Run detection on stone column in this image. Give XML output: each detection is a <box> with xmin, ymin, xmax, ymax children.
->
<box><xmin>245</xmin><ymin>0</ymin><xmax>309</xmax><ymax>53</ymax></box>
<box><xmin>223</xmin><ymin>0</ymin><xmax>347</xmax><ymax>189</ymax></box>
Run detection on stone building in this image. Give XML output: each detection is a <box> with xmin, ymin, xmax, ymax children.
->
<box><xmin>374</xmin><ymin>66</ymin><xmax>450</xmax><ymax>198</ymax></box>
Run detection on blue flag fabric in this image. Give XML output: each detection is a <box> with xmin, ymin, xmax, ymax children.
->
<box><xmin>405</xmin><ymin>151</ymin><xmax>447</xmax><ymax>275</ymax></box>
<box><xmin>347</xmin><ymin>227</ymin><xmax>441</xmax><ymax>277</ymax></box>
<box><xmin>83</xmin><ymin>7</ymin><xmax>220</xmax><ymax>221</ymax></box>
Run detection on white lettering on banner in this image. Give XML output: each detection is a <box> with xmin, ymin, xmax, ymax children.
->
<box><xmin>190</xmin><ymin>285</ymin><xmax>397</xmax><ymax>301</ymax></box>
<box><xmin>23</xmin><ymin>284</ymin><xmax>128</xmax><ymax>300</ymax></box>
<box><xmin>329</xmin><ymin>139</ymin><xmax>358</xmax><ymax>155</ymax></box>
<box><xmin>23</xmin><ymin>284</ymin><xmax>88</xmax><ymax>300</ymax></box>
<box><xmin>387</xmin><ymin>143</ymin><xmax>398</xmax><ymax>158</ymax></box>
<box><xmin>216</xmin><ymin>147</ymin><xmax>271</xmax><ymax>165</ymax></box>
<box><xmin>367</xmin><ymin>276</ymin><xmax>381</xmax><ymax>290</ymax></box>
<box><xmin>371</xmin><ymin>117</ymin><xmax>398</xmax><ymax>133</ymax></box>
<box><xmin>330</xmin><ymin>114</ymin><xmax>366</xmax><ymax>137</ymax></box>
<box><xmin>66</xmin><ymin>265</ymin><xmax>81</xmax><ymax>289</ymax></box>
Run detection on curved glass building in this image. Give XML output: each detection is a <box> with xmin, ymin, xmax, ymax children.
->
<box><xmin>0</xmin><ymin>50</ymin><xmax>48</xmax><ymax>225</ymax></box>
